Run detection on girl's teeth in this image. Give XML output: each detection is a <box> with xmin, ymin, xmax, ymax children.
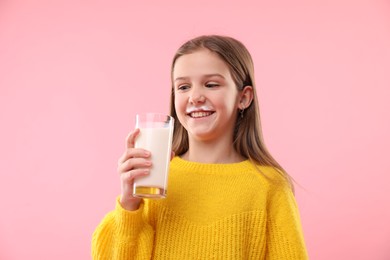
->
<box><xmin>190</xmin><ymin>111</ymin><xmax>212</xmax><ymax>118</ymax></box>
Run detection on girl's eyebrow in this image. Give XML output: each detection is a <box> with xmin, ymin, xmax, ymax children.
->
<box><xmin>203</xmin><ymin>73</ymin><xmax>225</xmax><ymax>79</ymax></box>
<box><xmin>174</xmin><ymin>74</ymin><xmax>225</xmax><ymax>82</ymax></box>
<box><xmin>174</xmin><ymin>77</ymin><xmax>189</xmax><ymax>82</ymax></box>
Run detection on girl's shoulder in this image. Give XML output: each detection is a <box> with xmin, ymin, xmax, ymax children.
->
<box><xmin>251</xmin><ymin>163</ymin><xmax>292</xmax><ymax>191</ymax></box>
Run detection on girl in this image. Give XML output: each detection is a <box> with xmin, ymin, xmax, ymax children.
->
<box><xmin>92</xmin><ymin>35</ymin><xmax>308</xmax><ymax>259</ymax></box>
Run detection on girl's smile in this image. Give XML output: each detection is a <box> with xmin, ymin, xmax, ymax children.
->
<box><xmin>186</xmin><ymin>105</ymin><xmax>215</xmax><ymax>118</ymax></box>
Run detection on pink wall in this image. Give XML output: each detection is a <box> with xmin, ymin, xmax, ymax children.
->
<box><xmin>1</xmin><ymin>0</ymin><xmax>389</xmax><ymax>259</ymax></box>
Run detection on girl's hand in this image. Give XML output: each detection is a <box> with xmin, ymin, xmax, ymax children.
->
<box><xmin>117</xmin><ymin>129</ymin><xmax>151</xmax><ymax>211</ymax></box>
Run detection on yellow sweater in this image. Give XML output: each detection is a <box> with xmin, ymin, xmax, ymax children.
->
<box><xmin>92</xmin><ymin>157</ymin><xmax>308</xmax><ymax>259</ymax></box>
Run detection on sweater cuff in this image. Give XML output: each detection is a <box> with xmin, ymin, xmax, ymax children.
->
<box><xmin>114</xmin><ymin>197</ymin><xmax>145</xmax><ymax>236</ymax></box>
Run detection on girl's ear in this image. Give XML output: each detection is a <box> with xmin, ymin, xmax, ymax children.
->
<box><xmin>238</xmin><ymin>86</ymin><xmax>254</xmax><ymax>109</ymax></box>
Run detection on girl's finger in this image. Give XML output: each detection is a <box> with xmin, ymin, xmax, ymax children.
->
<box><xmin>118</xmin><ymin>157</ymin><xmax>152</xmax><ymax>173</ymax></box>
<box><xmin>126</xmin><ymin>128</ymin><xmax>140</xmax><ymax>149</ymax></box>
<box><xmin>117</xmin><ymin>148</ymin><xmax>150</xmax><ymax>166</ymax></box>
<box><xmin>120</xmin><ymin>168</ymin><xmax>150</xmax><ymax>182</ymax></box>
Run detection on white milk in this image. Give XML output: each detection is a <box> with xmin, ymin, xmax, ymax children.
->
<box><xmin>134</xmin><ymin>127</ymin><xmax>173</xmax><ymax>189</ymax></box>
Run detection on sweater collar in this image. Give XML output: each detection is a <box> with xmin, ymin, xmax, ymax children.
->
<box><xmin>170</xmin><ymin>156</ymin><xmax>256</xmax><ymax>175</ymax></box>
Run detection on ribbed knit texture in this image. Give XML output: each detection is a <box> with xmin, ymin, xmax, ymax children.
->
<box><xmin>92</xmin><ymin>157</ymin><xmax>308</xmax><ymax>259</ymax></box>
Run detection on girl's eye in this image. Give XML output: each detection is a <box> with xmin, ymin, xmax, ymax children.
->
<box><xmin>177</xmin><ymin>85</ymin><xmax>190</xmax><ymax>91</ymax></box>
<box><xmin>205</xmin><ymin>83</ymin><xmax>219</xmax><ymax>88</ymax></box>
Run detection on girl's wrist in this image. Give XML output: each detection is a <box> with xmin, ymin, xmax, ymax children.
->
<box><xmin>119</xmin><ymin>195</ymin><xmax>141</xmax><ymax>211</ymax></box>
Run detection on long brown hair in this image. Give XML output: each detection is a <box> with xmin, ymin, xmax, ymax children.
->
<box><xmin>169</xmin><ymin>35</ymin><xmax>294</xmax><ymax>191</ymax></box>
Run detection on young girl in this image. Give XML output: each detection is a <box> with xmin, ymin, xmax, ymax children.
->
<box><xmin>92</xmin><ymin>35</ymin><xmax>308</xmax><ymax>259</ymax></box>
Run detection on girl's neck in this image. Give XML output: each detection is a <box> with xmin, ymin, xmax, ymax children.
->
<box><xmin>181</xmin><ymin>138</ymin><xmax>245</xmax><ymax>164</ymax></box>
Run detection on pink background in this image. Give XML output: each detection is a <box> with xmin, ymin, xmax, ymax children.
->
<box><xmin>1</xmin><ymin>0</ymin><xmax>389</xmax><ymax>259</ymax></box>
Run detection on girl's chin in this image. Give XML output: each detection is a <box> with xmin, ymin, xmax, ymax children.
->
<box><xmin>187</xmin><ymin>129</ymin><xmax>218</xmax><ymax>141</ymax></box>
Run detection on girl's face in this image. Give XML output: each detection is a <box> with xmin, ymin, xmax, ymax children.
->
<box><xmin>173</xmin><ymin>49</ymin><xmax>242</xmax><ymax>143</ymax></box>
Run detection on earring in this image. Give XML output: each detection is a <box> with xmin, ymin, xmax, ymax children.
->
<box><xmin>240</xmin><ymin>108</ymin><xmax>245</xmax><ymax>118</ymax></box>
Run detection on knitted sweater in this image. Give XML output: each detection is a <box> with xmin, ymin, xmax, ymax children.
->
<box><xmin>92</xmin><ymin>157</ymin><xmax>308</xmax><ymax>259</ymax></box>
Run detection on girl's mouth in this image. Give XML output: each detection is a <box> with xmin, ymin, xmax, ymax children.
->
<box><xmin>188</xmin><ymin>111</ymin><xmax>214</xmax><ymax>118</ymax></box>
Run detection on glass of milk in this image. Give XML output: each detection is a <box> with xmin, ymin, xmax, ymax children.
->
<box><xmin>133</xmin><ymin>113</ymin><xmax>174</xmax><ymax>199</ymax></box>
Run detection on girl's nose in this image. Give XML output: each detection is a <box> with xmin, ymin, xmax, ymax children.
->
<box><xmin>189</xmin><ymin>89</ymin><xmax>206</xmax><ymax>104</ymax></box>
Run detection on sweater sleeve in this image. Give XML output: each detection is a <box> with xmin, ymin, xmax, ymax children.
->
<box><xmin>266</xmin><ymin>184</ymin><xmax>309</xmax><ymax>260</ymax></box>
<box><xmin>91</xmin><ymin>197</ymin><xmax>155</xmax><ymax>260</ymax></box>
